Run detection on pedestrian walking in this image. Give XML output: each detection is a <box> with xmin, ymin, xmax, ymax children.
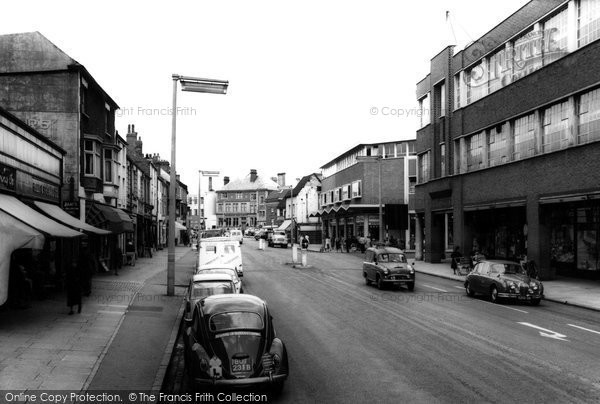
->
<box><xmin>450</xmin><ymin>246</ymin><xmax>462</xmax><ymax>275</ymax></box>
<box><xmin>335</xmin><ymin>238</ymin><xmax>341</xmax><ymax>252</ymax></box>
<box><xmin>345</xmin><ymin>237</ymin><xmax>352</xmax><ymax>253</ymax></box>
<box><xmin>66</xmin><ymin>261</ymin><xmax>82</xmax><ymax>315</ymax></box>
<box><xmin>301</xmin><ymin>235</ymin><xmax>309</xmax><ymax>250</ymax></box>
<box><xmin>79</xmin><ymin>240</ymin><xmax>93</xmax><ymax>297</ymax></box>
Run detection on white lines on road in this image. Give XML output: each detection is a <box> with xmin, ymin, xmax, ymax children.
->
<box><xmin>97</xmin><ymin>310</ymin><xmax>125</xmax><ymax>315</ymax></box>
<box><xmin>479</xmin><ymin>299</ymin><xmax>529</xmax><ymax>314</ymax></box>
<box><xmin>453</xmin><ymin>286</ymin><xmax>464</xmax><ymax>290</ymax></box>
<box><xmin>422</xmin><ymin>284</ymin><xmax>448</xmax><ymax>292</ymax></box>
<box><xmin>568</xmin><ymin>324</ymin><xmax>600</xmax><ymax>335</ymax></box>
<box><xmin>518</xmin><ymin>322</ymin><xmax>569</xmax><ymax>341</ymax></box>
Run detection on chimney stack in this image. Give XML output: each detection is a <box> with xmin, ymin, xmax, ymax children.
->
<box><xmin>250</xmin><ymin>169</ymin><xmax>257</xmax><ymax>182</ymax></box>
<box><xmin>277</xmin><ymin>172</ymin><xmax>286</xmax><ymax>188</ymax></box>
<box><xmin>126</xmin><ymin>124</ymin><xmax>137</xmax><ymax>151</ymax></box>
<box><xmin>224</xmin><ymin>176</ymin><xmax>230</xmax><ymax>186</ymax></box>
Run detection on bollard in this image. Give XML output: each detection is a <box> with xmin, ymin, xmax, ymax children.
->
<box><xmin>259</xmin><ymin>239</ymin><xmax>264</xmax><ymax>250</ymax></box>
<box><xmin>292</xmin><ymin>244</ymin><xmax>298</xmax><ymax>263</ymax></box>
<box><xmin>301</xmin><ymin>250</ymin><xmax>307</xmax><ymax>267</ymax></box>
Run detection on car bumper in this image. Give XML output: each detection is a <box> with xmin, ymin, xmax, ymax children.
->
<box><xmin>193</xmin><ymin>374</ymin><xmax>287</xmax><ymax>388</ymax></box>
<box><xmin>498</xmin><ymin>292</ymin><xmax>543</xmax><ymax>300</ymax></box>
<box><xmin>383</xmin><ymin>276</ymin><xmax>414</xmax><ymax>284</ymax></box>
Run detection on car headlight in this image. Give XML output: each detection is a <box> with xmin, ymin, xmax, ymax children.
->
<box><xmin>382</xmin><ymin>268</ymin><xmax>389</xmax><ymax>275</ymax></box>
<box><xmin>409</xmin><ymin>266</ymin><xmax>415</xmax><ymax>274</ymax></box>
<box><xmin>530</xmin><ymin>282</ymin><xmax>539</xmax><ymax>290</ymax></box>
<box><xmin>505</xmin><ymin>281</ymin><xmax>517</xmax><ymax>289</ymax></box>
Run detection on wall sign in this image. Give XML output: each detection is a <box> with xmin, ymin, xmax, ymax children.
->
<box><xmin>0</xmin><ymin>163</ymin><xmax>16</xmax><ymax>191</ymax></box>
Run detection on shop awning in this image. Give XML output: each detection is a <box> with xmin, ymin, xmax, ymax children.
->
<box><xmin>0</xmin><ymin>194</ymin><xmax>82</xmax><ymax>238</ymax></box>
<box><xmin>34</xmin><ymin>201</ymin><xmax>112</xmax><ymax>235</ymax></box>
<box><xmin>87</xmin><ymin>203</ymin><xmax>134</xmax><ymax>233</ymax></box>
<box><xmin>0</xmin><ymin>210</ymin><xmax>46</xmax><ymax>305</ymax></box>
<box><xmin>175</xmin><ymin>222</ymin><xmax>186</xmax><ymax>230</ymax></box>
<box><xmin>277</xmin><ymin>220</ymin><xmax>292</xmax><ymax>231</ymax></box>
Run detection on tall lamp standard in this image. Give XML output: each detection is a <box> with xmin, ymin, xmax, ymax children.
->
<box><xmin>167</xmin><ymin>75</ymin><xmax>228</xmax><ymax>296</ymax></box>
<box><xmin>357</xmin><ymin>155</ymin><xmax>383</xmax><ymax>244</ymax></box>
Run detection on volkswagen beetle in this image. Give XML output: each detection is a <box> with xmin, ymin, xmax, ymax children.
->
<box><xmin>183</xmin><ymin>294</ymin><xmax>288</xmax><ymax>393</ymax></box>
<box><xmin>464</xmin><ymin>260</ymin><xmax>544</xmax><ymax>305</ymax></box>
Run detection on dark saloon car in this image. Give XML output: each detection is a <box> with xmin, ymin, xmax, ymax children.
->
<box><xmin>363</xmin><ymin>247</ymin><xmax>415</xmax><ymax>290</ymax></box>
<box><xmin>464</xmin><ymin>260</ymin><xmax>544</xmax><ymax>305</ymax></box>
<box><xmin>183</xmin><ymin>294</ymin><xmax>288</xmax><ymax>392</ymax></box>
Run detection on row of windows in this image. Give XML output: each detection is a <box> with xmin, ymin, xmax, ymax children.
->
<box><xmin>217</xmin><ymin>203</ymin><xmax>258</xmax><ymax>214</ymax></box>
<box><xmin>84</xmin><ymin>139</ymin><xmax>122</xmax><ymax>184</ymax></box>
<box><xmin>322</xmin><ymin>143</ymin><xmax>416</xmax><ymax>178</ymax></box>
<box><xmin>219</xmin><ymin>191</ymin><xmax>267</xmax><ymax>201</ymax></box>
<box><xmin>451</xmin><ymin>86</ymin><xmax>600</xmax><ymax>175</ymax></box>
<box><xmin>455</xmin><ymin>0</ymin><xmax>600</xmax><ymax>109</ymax></box>
<box><xmin>320</xmin><ymin>180</ymin><xmax>362</xmax><ymax>207</ymax></box>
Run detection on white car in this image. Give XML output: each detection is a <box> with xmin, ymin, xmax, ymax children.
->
<box><xmin>229</xmin><ymin>229</ymin><xmax>243</xmax><ymax>245</ymax></box>
<box><xmin>183</xmin><ymin>273</ymin><xmax>237</xmax><ymax>322</ymax></box>
<box><xmin>196</xmin><ymin>266</ymin><xmax>243</xmax><ymax>294</ymax></box>
<box><xmin>198</xmin><ymin>237</ymin><xmax>244</xmax><ymax>277</ymax></box>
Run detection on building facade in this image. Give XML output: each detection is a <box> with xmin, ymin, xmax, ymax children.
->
<box><xmin>415</xmin><ymin>0</ymin><xmax>600</xmax><ymax>280</ymax></box>
<box><xmin>316</xmin><ymin>141</ymin><xmax>417</xmax><ymax>249</ymax></box>
<box><xmin>217</xmin><ymin>169</ymin><xmax>279</xmax><ymax>229</ymax></box>
<box><xmin>286</xmin><ymin>173</ymin><xmax>322</xmax><ymax>243</ymax></box>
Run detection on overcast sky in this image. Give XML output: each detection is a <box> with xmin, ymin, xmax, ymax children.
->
<box><xmin>3</xmin><ymin>0</ymin><xmax>528</xmax><ymax>190</ymax></box>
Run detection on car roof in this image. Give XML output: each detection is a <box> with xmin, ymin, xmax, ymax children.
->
<box><xmin>199</xmin><ymin>294</ymin><xmax>266</xmax><ymax>316</ymax></box>
<box><xmin>367</xmin><ymin>246</ymin><xmax>405</xmax><ymax>254</ymax></box>
<box><xmin>479</xmin><ymin>259</ymin><xmax>520</xmax><ymax>265</ymax></box>
<box><xmin>192</xmin><ymin>273</ymin><xmax>234</xmax><ymax>282</ymax></box>
<box><xmin>198</xmin><ymin>265</ymin><xmax>237</xmax><ymax>271</ymax></box>
<box><xmin>200</xmin><ymin>237</ymin><xmax>238</xmax><ymax>243</ymax></box>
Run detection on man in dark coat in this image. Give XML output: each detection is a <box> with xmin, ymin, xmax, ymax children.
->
<box><xmin>66</xmin><ymin>261</ymin><xmax>82</xmax><ymax>315</ymax></box>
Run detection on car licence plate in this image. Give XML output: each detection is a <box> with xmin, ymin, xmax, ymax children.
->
<box><xmin>231</xmin><ymin>357</ymin><xmax>252</xmax><ymax>373</ymax></box>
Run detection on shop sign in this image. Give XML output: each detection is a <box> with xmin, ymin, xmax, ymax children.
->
<box><xmin>63</xmin><ymin>201</ymin><xmax>80</xmax><ymax>218</ymax></box>
<box><xmin>369</xmin><ymin>216</ymin><xmax>380</xmax><ymax>225</ymax></box>
<box><xmin>0</xmin><ymin>163</ymin><xmax>16</xmax><ymax>191</ymax></box>
<box><xmin>31</xmin><ymin>177</ymin><xmax>60</xmax><ymax>201</ymax></box>
<box><xmin>355</xmin><ymin>215</ymin><xmax>364</xmax><ymax>223</ymax></box>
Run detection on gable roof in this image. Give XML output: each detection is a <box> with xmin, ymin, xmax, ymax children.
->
<box><xmin>266</xmin><ymin>188</ymin><xmax>291</xmax><ymax>203</ymax></box>
<box><xmin>292</xmin><ymin>173</ymin><xmax>322</xmax><ymax>195</ymax></box>
<box><xmin>221</xmin><ymin>173</ymin><xmax>279</xmax><ymax>192</ymax></box>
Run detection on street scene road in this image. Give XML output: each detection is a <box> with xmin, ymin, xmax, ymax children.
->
<box><xmin>169</xmin><ymin>239</ymin><xmax>600</xmax><ymax>403</ymax></box>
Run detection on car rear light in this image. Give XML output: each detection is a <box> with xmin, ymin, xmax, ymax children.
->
<box><xmin>262</xmin><ymin>353</ymin><xmax>274</xmax><ymax>373</ymax></box>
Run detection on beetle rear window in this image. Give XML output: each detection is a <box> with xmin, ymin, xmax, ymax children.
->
<box><xmin>209</xmin><ymin>311</ymin><xmax>263</xmax><ymax>332</ymax></box>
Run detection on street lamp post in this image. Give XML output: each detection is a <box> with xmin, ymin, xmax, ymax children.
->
<box><xmin>357</xmin><ymin>155</ymin><xmax>383</xmax><ymax>244</ymax></box>
<box><xmin>167</xmin><ymin>75</ymin><xmax>228</xmax><ymax>296</ymax></box>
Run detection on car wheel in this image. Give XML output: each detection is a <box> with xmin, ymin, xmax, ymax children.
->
<box><xmin>376</xmin><ymin>276</ymin><xmax>384</xmax><ymax>290</ymax></box>
<box><xmin>465</xmin><ymin>282</ymin><xmax>475</xmax><ymax>297</ymax></box>
<box><xmin>490</xmin><ymin>286</ymin><xmax>499</xmax><ymax>303</ymax></box>
<box><xmin>364</xmin><ymin>273</ymin><xmax>371</xmax><ymax>286</ymax></box>
<box><xmin>407</xmin><ymin>282</ymin><xmax>415</xmax><ymax>291</ymax></box>
<box><xmin>530</xmin><ymin>298</ymin><xmax>541</xmax><ymax>306</ymax></box>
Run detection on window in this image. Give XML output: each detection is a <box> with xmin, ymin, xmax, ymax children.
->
<box><xmin>512</xmin><ymin>28</ymin><xmax>543</xmax><ymax>81</ymax></box>
<box><xmin>488</xmin><ymin>124</ymin><xmax>509</xmax><ymax>166</ymax></box>
<box><xmin>250</xmin><ymin>204</ymin><xmax>256</xmax><ymax>213</ymax></box>
<box><xmin>542</xmin><ymin>100</ymin><xmax>570</xmax><ymax>152</ymax></box>
<box><xmin>466</xmin><ymin>132</ymin><xmax>484</xmax><ymax>171</ymax></box>
<box><xmin>407</xmin><ymin>142</ymin><xmax>416</xmax><ymax>155</ymax></box>
<box><xmin>418</xmin><ymin>93</ymin><xmax>431</xmax><ymax>128</ymax></box>
<box><xmin>236</xmin><ymin>193</ymin><xmax>243</xmax><ymax>199</ymax></box>
<box><xmin>578</xmin><ymin>0</ymin><xmax>600</xmax><ymax>48</ymax></box>
<box><xmin>513</xmin><ymin>114</ymin><xmax>536</xmax><ymax>160</ymax></box>
<box><xmin>543</xmin><ymin>8</ymin><xmax>569</xmax><ymax>65</ymax></box>
<box><xmin>384</xmin><ymin>143</ymin><xmax>395</xmax><ymax>158</ymax></box>
<box><xmin>351</xmin><ymin>181</ymin><xmax>362</xmax><ymax>198</ymax></box>
<box><xmin>408</xmin><ymin>158</ymin><xmax>417</xmax><ymax>176</ymax></box>
<box><xmin>84</xmin><ymin>140</ymin><xmax>100</xmax><ymax>177</ymax></box>
<box><xmin>578</xmin><ymin>87</ymin><xmax>600</xmax><ymax>144</ymax></box>
<box><xmin>454</xmin><ymin>74</ymin><xmax>461</xmax><ymax>110</ymax></box>
<box><xmin>208</xmin><ymin>177</ymin><xmax>213</xmax><ymax>191</ymax></box>
<box><xmin>259</xmin><ymin>195</ymin><xmax>264</xmax><ymax>203</ymax></box>
<box><xmin>222</xmin><ymin>192</ymin><xmax>228</xmax><ymax>199</ymax></box>
<box><xmin>342</xmin><ymin>185</ymin><xmax>349</xmax><ymax>201</ymax></box>
<box><xmin>329</xmin><ymin>190</ymin><xmax>334</xmax><ymax>203</ymax></box>
<box><xmin>250</xmin><ymin>193</ymin><xmax>256</xmax><ymax>200</ymax></box>
<box><xmin>241</xmin><ymin>203</ymin><xmax>248</xmax><ymax>212</ymax></box>
<box><xmin>104</xmin><ymin>149</ymin><xmax>113</xmax><ymax>183</ymax></box>
<box><xmin>488</xmin><ymin>48</ymin><xmax>509</xmax><ymax>93</ymax></box>
<box><xmin>81</xmin><ymin>79</ymin><xmax>88</xmax><ymax>115</ymax></box>
<box><xmin>438</xmin><ymin>82</ymin><xmax>446</xmax><ymax>117</ymax></box>
<box><xmin>440</xmin><ymin>143</ymin><xmax>446</xmax><ymax>176</ymax></box>
<box><xmin>232</xmin><ymin>203</ymin><xmax>239</xmax><ymax>212</ymax></box>
<box><xmin>104</xmin><ymin>103</ymin><xmax>111</xmax><ymax>134</ymax></box>
<box><xmin>418</xmin><ymin>152</ymin><xmax>430</xmax><ymax>183</ymax></box>
<box><xmin>467</xmin><ymin>60</ymin><xmax>487</xmax><ymax>104</ymax></box>
<box><xmin>396</xmin><ymin>142</ymin><xmax>406</xmax><ymax>156</ymax></box>
<box><xmin>409</xmin><ymin>177</ymin><xmax>416</xmax><ymax>194</ymax></box>
<box><xmin>225</xmin><ymin>203</ymin><xmax>231</xmax><ymax>212</ymax></box>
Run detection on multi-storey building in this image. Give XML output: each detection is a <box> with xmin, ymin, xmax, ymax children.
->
<box><xmin>415</xmin><ymin>0</ymin><xmax>600</xmax><ymax>280</ymax></box>
<box><xmin>217</xmin><ymin>169</ymin><xmax>279</xmax><ymax>228</ymax></box>
<box><xmin>286</xmin><ymin>173</ymin><xmax>323</xmax><ymax>243</ymax></box>
<box><xmin>266</xmin><ymin>188</ymin><xmax>291</xmax><ymax>228</ymax></box>
<box><xmin>315</xmin><ymin>141</ymin><xmax>417</xmax><ymax>249</ymax></box>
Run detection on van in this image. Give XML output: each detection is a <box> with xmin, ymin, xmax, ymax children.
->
<box><xmin>198</xmin><ymin>237</ymin><xmax>244</xmax><ymax>277</ymax></box>
<box><xmin>229</xmin><ymin>229</ymin><xmax>243</xmax><ymax>245</ymax></box>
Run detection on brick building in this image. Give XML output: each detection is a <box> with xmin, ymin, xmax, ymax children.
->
<box><xmin>415</xmin><ymin>0</ymin><xmax>600</xmax><ymax>279</ymax></box>
<box><xmin>315</xmin><ymin>141</ymin><xmax>417</xmax><ymax>249</ymax></box>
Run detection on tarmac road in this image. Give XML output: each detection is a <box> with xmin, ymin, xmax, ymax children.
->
<box><xmin>173</xmin><ymin>239</ymin><xmax>600</xmax><ymax>403</ymax></box>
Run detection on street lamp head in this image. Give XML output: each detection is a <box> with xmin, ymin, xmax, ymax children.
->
<box><xmin>179</xmin><ymin>76</ymin><xmax>229</xmax><ymax>94</ymax></box>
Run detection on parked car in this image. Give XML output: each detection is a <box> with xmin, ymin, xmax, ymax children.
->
<box><xmin>464</xmin><ymin>260</ymin><xmax>544</xmax><ymax>305</ymax></box>
<box><xmin>198</xmin><ymin>237</ymin><xmax>244</xmax><ymax>277</ymax></box>
<box><xmin>229</xmin><ymin>229</ymin><xmax>243</xmax><ymax>245</ymax></box>
<box><xmin>268</xmin><ymin>231</ymin><xmax>288</xmax><ymax>248</ymax></box>
<box><xmin>184</xmin><ymin>273</ymin><xmax>236</xmax><ymax>322</ymax></box>
<box><xmin>363</xmin><ymin>247</ymin><xmax>415</xmax><ymax>290</ymax></box>
<box><xmin>254</xmin><ymin>230</ymin><xmax>267</xmax><ymax>240</ymax></box>
<box><xmin>245</xmin><ymin>228</ymin><xmax>256</xmax><ymax>236</ymax></box>
<box><xmin>197</xmin><ymin>267</ymin><xmax>243</xmax><ymax>294</ymax></box>
<box><xmin>183</xmin><ymin>294</ymin><xmax>288</xmax><ymax>392</ymax></box>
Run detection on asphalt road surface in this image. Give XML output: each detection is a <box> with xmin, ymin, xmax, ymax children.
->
<box><xmin>169</xmin><ymin>238</ymin><xmax>600</xmax><ymax>403</ymax></box>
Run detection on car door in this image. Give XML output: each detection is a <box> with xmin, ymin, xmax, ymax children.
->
<box><xmin>477</xmin><ymin>263</ymin><xmax>493</xmax><ymax>292</ymax></box>
<box><xmin>470</xmin><ymin>263</ymin><xmax>484</xmax><ymax>293</ymax></box>
<box><xmin>364</xmin><ymin>250</ymin><xmax>374</xmax><ymax>280</ymax></box>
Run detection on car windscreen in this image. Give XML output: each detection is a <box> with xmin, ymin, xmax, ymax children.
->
<box><xmin>209</xmin><ymin>311</ymin><xmax>263</xmax><ymax>332</ymax></box>
<box><xmin>490</xmin><ymin>263</ymin><xmax>525</xmax><ymax>275</ymax></box>
<box><xmin>378</xmin><ymin>253</ymin><xmax>407</xmax><ymax>263</ymax></box>
<box><xmin>192</xmin><ymin>281</ymin><xmax>233</xmax><ymax>298</ymax></box>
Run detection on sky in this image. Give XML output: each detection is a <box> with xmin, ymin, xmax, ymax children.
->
<box><xmin>2</xmin><ymin>0</ymin><xmax>529</xmax><ymax>191</ymax></box>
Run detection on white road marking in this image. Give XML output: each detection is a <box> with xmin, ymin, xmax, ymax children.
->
<box><xmin>480</xmin><ymin>300</ymin><xmax>529</xmax><ymax>314</ymax></box>
<box><xmin>453</xmin><ymin>286</ymin><xmax>464</xmax><ymax>290</ymax></box>
<box><xmin>422</xmin><ymin>284</ymin><xmax>448</xmax><ymax>292</ymax></box>
<box><xmin>568</xmin><ymin>324</ymin><xmax>600</xmax><ymax>335</ymax></box>
<box><xmin>97</xmin><ymin>310</ymin><xmax>125</xmax><ymax>315</ymax></box>
<box><xmin>518</xmin><ymin>322</ymin><xmax>568</xmax><ymax>341</ymax></box>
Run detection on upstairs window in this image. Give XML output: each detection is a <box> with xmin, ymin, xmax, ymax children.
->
<box><xmin>513</xmin><ymin>114</ymin><xmax>536</xmax><ymax>160</ymax></box>
<box><xmin>578</xmin><ymin>0</ymin><xmax>600</xmax><ymax>48</ymax></box>
<box><xmin>418</xmin><ymin>93</ymin><xmax>431</xmax><ymax>128</ymax></box>
<box><xmin>578</xmin><ymin>87</ymin><xmax>600</xmax><ymax>144</ymax></box>
<box><xmin>542</xmin><ymin>100</ymin><xmax>570</xmax><ymax>153</ymax></box>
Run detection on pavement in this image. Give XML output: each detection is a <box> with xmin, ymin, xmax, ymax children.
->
<box><xmin>0</xmin><ymin>246</ymin><xmax>195</xmax><ymax>392</ymax></box>
<box><xmin>306</xmin><ymin>243</ymin><xmax>600</xmax><ymax>312</ymax></box>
